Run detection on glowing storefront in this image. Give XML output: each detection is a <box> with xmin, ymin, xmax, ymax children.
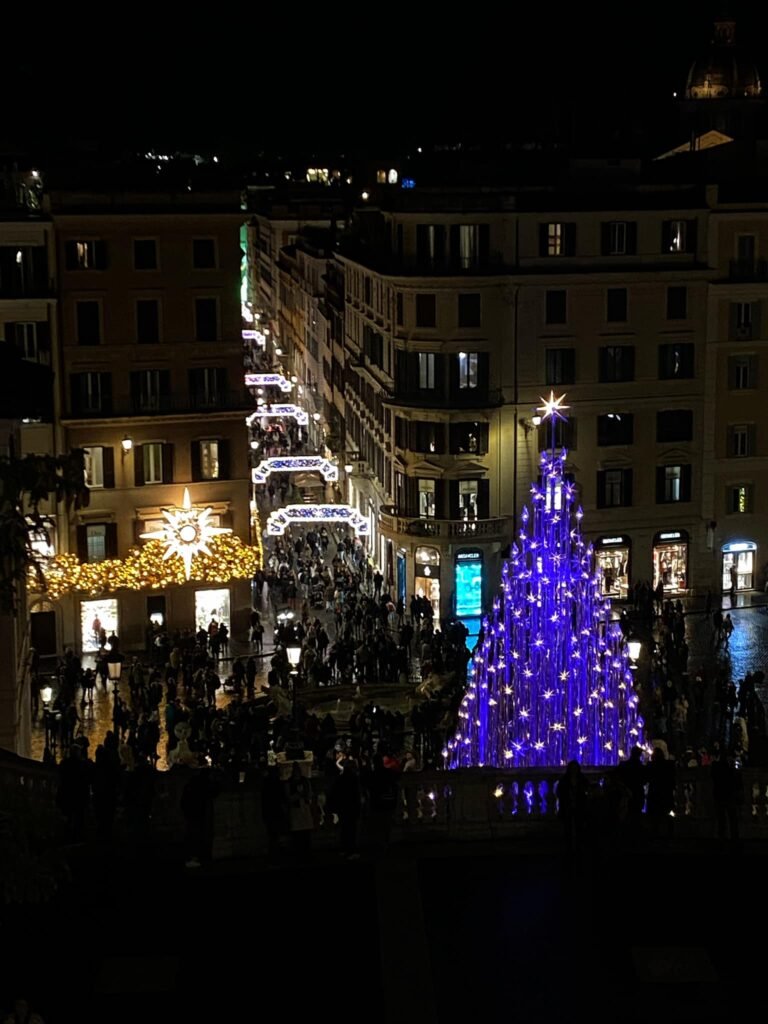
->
<box><xmin>594</xmin><ymin>535</ymin><xmax>631</xmax><ymax>598</ymax></box>
<box><xmin>653</xmin><ymin>529</ymin><xmax>689</xmax><ymax>593</ymax></box>
<box><xmin>414</xmin><ymin>546</ymin><xmax>440</xmax><ymax>617</ymax></box>
<box><xmin>721</xmin><ymin>540</ymin><xmax>756</xmax><ymax>593</ymax></box>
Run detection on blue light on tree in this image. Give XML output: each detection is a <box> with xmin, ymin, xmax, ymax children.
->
<box><xmin>445</xmin><ymin>393</ymin><xmax>644</xmax><ymax>768</ymax></box>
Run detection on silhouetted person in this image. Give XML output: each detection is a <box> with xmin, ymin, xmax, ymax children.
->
<box><xmin>556</xmin><ymin>760</ymin><xmax>589</xmax><ymax>852</ymax></box>
<box><xmin>712</xmin><ymin>754</ymin><xmax>744</xmax><ymax>844</ymax></box>
<box><xmin>645</xmin><ymin>747</ymin><xmax>675</xmax><ymax>839</ymax></box>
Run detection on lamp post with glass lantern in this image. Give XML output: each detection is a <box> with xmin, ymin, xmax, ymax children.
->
<box><xmin>107</xmin><ymin>652</ymin><xmax>123</xmax><ymax>695</ymax></box>
<box><xmin>286</xmin><ymin>644</ymin><xmax>301</xmax><ymax>724</ymax></box>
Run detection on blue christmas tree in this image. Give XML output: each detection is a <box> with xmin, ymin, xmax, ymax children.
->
<box><xmin>445</xmin><ymin>394</ymin><xmax>644</xmax><ymax>769</ymax></box>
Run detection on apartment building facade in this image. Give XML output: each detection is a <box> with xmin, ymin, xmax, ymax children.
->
<box><xmin>49</xmin><ymin>188</ymin><xmax>252</xmax><ymax>653</ymax></box>
<box><xmin>704</xmin><ymin>183</ymin><xmax>768</xmax><ymax>597</ymax></box>
<box><xmin>0</xmin><ymin>167</ymin><xmax>59</xmax><ymax>753</ymax></box>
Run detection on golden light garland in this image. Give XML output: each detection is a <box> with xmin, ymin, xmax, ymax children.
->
<box><xmin>30</xmin><ymin>534</ymin><xmax>262</xmax><ymax>600</ymax></box>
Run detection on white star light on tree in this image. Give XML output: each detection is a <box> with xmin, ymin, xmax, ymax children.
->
<box><xmin>536</xmin><ymin>391</ymin><xmax>570</xmax><ymax>422</ymax></box>
<box><xmin>140</xmin><ymin>488</ymin><xmax>231</xmax><ymax>580</ymax></box>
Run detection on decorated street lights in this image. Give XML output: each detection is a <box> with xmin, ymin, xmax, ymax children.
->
<box><xmin>286</xmin><ymin>644</ymin><xmax>302</xmax><ymax>723</ymax></box>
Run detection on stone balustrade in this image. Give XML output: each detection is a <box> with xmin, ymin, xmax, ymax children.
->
<box><xmin>4</xmin><ymin>752</ymin><xmax>768</xmax><ymax>861</ymax></box>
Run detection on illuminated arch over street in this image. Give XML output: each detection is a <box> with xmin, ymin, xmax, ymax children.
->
<box><xmin>246</xmin><ymin>405</ymin><xmax>309</xmax><ymax>427</ymax></box>
<box><xmin>252</xmin><ymin>455</ymin><xmax>338</xmax><ymax>484</ymax></box>
<box><xmin>244</xmin><ymin>372</ymin><xmax>293</xmax><ymax>392</ymax></box>
<box><xmin>266</xmin><ymin>504</ymin><xmax>369</xmax><ymax>536</ymax></box>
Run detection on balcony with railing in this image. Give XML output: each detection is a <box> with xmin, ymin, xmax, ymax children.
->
<box><xmin>64</xmin><ymin>389</ymin><xmax>253</xmax><ymax>420</ymax></box>
<box><xmin>379</xmin><ymin>509</ymin><xmax>512</xmax><ymax>541</ymax></box>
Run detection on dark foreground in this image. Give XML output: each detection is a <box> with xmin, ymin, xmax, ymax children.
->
<box><xmin>1</xmin><ymin>833</ymin><xmax>763</xmax><ymax>1024</ymax></box>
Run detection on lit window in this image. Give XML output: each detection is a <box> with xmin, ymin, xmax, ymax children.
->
<box><xmin>458</xmin><ymin>480</ymin><xmax>479</xmax><ymax>520</ymax></box>
<box><xmin>458</xmin><ymin>352</ymin><xmax>478</xmax><ymax>389</ymax></box>
<box><xmin>388</xmin><ymin>168</ymin><xmax>398</xmax><ymax>184</ymax></box>
<box><xmin>76</xmin><ymin>241</ymin><xmax>94</xmax><ymax>268</ymax></box>
<box><xmin>608</xmin><ymin>222</ymin><xmax>626</xmax><ymax>255</ymax></box>
<box><xmin>418</xmin><ymin>352</ymin><xmax>435</xmax><ymax>389</ymax></box>
<box><xmin>200</xmin><ymin>440</ymin><xmax>220</xmax><ymax>480</ymax></box>
<box><xmin>143</xmin><ymin>442</ymin><xmax>163</xmax><ymax>484</ymax></box>
<box><xmin>668</xmin><ymin>220</ymin><xmax>686</xmax><ymax>253</ymax></box>
<box><xmin>458</xmin><ymin>225</ymin><xmax>478</xmax><ymax>269</ymax></box>
<box><xmin>418</xmin><ymin>479</ymin><xmax>436</xmax><ymax>518</ymax></box>
<box><xmin>664</xmin><ymin>465</ymin><xmax>682</xmax><ymax>502</ymax></box>
<box><xmin>83</xmin><ymin>447</ymin><xmax>104</xmax><ymax>489</ymax></box>
<box><xmin>86</xmin><ymin>524</ymin><xmax>107</xmax><ymax>563</ymax></box>
<box><xmin>547</xmin><ymin>223</ymin><xmax>563</xmax><ymax>257</ymax></box>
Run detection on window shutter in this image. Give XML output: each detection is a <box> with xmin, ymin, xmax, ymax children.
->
<box><xmin>625</xmin><ymin>222</ymin><xmax>638</xmax><ymax>255</ymax></box>
<box><xmin>448</xmin><ymin>224</ymin><xmax>460</xmax><ymax>268</ymax></box>
<box><xmin>95</xmin><ymin>240</ymin><xmax>108</xmax><ymax>269</ymax></box>
<box><xmin>218</xmin><ymin>439</ymin><xmax>231</xmax><ymax>479</ymax></box>
<box><xmin>416</xmin><ymin>225</ymin><xmax>428</xmax><ymax>265</ymax></box>
<box><xmin>750</xmin><ymin>355</ymin><xmax>759</xmax><ymax>389</ymax></box>
<box><xmin>102</xmin><ymin>447</ymin><xmax>115</xmax><ymax>489</ymax></box>
<box><xmin>449</xmin><ymin>481</ymin><xmax>459</xmax><ymax>518</ymax></box>
<box><xmin>681</xmin><ymin>464</ymin><xmax>692</xmax><ymax>502</ymax></box>
<box><xmin>728</xmin><ymin>302</ymin><xmax>739</xmax><ymax>340</ymax></box>
<box><xmin>449</xmin><ymin>354</ymin><xmax>460</xmax><ymax>399</ymax></box>
<box><xmin>406</xmin><ymin>476</ymin><xmax>418</xmax><ymax>516</ymax></box>
<box><xmin>100</xmin><ymin>373</ymin><xmax>112</xmax><ymax>414</ymax></box>
<box><xmin>435</xmin><ymin>480</ymin><xmax>448</xmax><ymax>520</ymax></box>
<box><xmin>748</xmin><ymin>424</ymin><xmax>757</xmax><ymax>456</ymax></box>
<box><xmin>656</xmin><ymin>466</ymin><xmax>665</xmax><ymax>503</ymax></box>
<box><xmin>162</xmin><ymin>443</ymin><xmax>174</xmax><ymax>484</ymax></box>
<box><xmin>727</xmin><ymin>426</ymin><xmax>735</xmax><ymax>456</ymax></box>
<box><xmin>4</xmin><ymin>322</ymin><xmax>16</xmax><ymax>344</ymax></box>
<box><xmin>752</xmin><ymin>301</ymin><xmax>762</xmax><ymax>340</ymax></box>
<box><xmin>65</xmin><ymin>241</ymin><xmax>78</xmax><ymax>270</ymax></box>
<box><xmin>160</xmin><ymin>369</ymin><xmax>171</xmax><ymax>410</ymax></box>
<box><xmin>728</xmin><ymin>357</ymin><xmax>737</xmax><ymax>390</ymax></box>
<box><xmin>596</xmin><ymin>471</ymin><xmax>606</xmax><ymax>509</ymax></box>
<box><xmin>538</xmin><ymin>224</ymin><xmax>548</xmax><ymax>257</ymax></box>
<box><xmin>623</xmin><ymin>469</ymin><xmax>633</xmax><ymax>507</ymax></box>
<box><xmin>661</xmin><ymin>221</ymin><xmax>672</xmax><ymax>252</ymax></box>
<box><xmin>625</xmin><ymin>347</ymin><xmax>636</xmax><ymax>381</ymax></box>
<box><xmin>105</xmin><ymin>523</ymin><xmax>118</xmax><ymax>559</ymax></box>
<box><xmin>134</xmin><ymin>445</ymin><xmax>145</xmax><ymax>487</ymax></box>
<box><xmin>191</xmin><ymin>441</ymin><xmax>202</xmax><ymax>482</ymax></box>
<box><xmin>130</xmin><ymin>371</ymin><xmax>140</xmax><ymax>410</ymax></box>
<box><xmin>76</xmin><ymin>525</ymin><xmax>88</xmax><ymax>562</ymax></box>
<box><xmin>598</xmin><ymin>348</ymin><xmax>607</xmax><ymax>382</ymax></box>
<box><xmin>478</xmin><ymin>224</ymin><xmax>490</xmax><ymax>267</ymax></box>
<box><xmin>37</xmin><ymin>319</ymin><xmax>50</xmax><ymax>357</ymax></box>
<box><xmin>564</xmin><ymin>224</ymin><xmax>576</xmax><ymax>256</ymax></box>
<box><xmin>686</xmin><ymin>219</ymin><xmax>698</xmax><ymax>254</ymax></box>
<box><xmin>477</xmin><ymin>352</ymin><xmax>490</xmax><ymax>392</ymax></box>
<box><xmin>477</xmin><ymin>478</ymin><xmax>490</xmax><ymax>519</ymax></box>
<box><xmin>70</xmin><ymin>375</ymin><xmax>80</xmax><ymax>415</ymax></box>
<box><xmin>600</xmin><ymin>223</ymin><xmax>611</xmax><ymax>256</ymax></box>
<box><xmin>434</xmin><ymin>225</ymin><xmax>446</xmax><ymax>267</ymax></box>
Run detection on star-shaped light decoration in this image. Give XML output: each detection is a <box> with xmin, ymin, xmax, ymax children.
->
<box><xmin>536</xmin><ymin>391</ymin><xmax>570</xmax><ymax>422</ymax></box>
<box><xmin>141</xmin><ymin>488</ymin><xmax>231</xmax><ymax>580</ymax></box>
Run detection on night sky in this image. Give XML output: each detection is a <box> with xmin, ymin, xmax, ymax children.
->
<box><xmin>5</xmin><ymin>5</ymin><xmax>768</xmax><ymax>159</ymax></box>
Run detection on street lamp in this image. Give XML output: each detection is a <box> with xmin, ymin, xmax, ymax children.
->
<box><xmin>286</xmin><ymin>644</ymin><xmax>302</xmax><ymax>723</ymax></box>
<box><xmin>40</xmin><ymin>683</ymin><xmax>53</xmax><ymax>707</ymax></box>
<box><xmin>121</xmin><ymin>435</ymin><xmax>133</xmax><ymax>458</ymax></box>
<box><xmin>107</xmin><ymin>654</ymin><xmax>123</xmax><ymax>692</ymax></box>
<box><xmin>344</xmin><ymin>464</ymin><xmax>354</xmax><ymax>474</ymax></box>
<box><xmin>627</xmin><ymin>638</ymin><xmax>642</xmax><ymax>666</ymax></box>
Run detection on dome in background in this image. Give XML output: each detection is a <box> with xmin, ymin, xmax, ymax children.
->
<box><xmin>686</xmin><ymin>17</ymin><xmax>762</xmax><ymax>100</ymax></box>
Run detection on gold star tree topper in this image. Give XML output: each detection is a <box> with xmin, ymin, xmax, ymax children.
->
<box><xmin>141</xmin><ymin>487</ymin><xmax>232</xmax><ymax>580</ymax></box>
<box><xmin>536</xmin><ymin>391</ymin><xmax>570</xmax><ymax>422</ymax></box>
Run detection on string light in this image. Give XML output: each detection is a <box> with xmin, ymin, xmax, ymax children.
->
<box><xmin>31</xmin><ymin>535</ymin><xmax>261</xmax><ymax>600</ymax></box>
<box><xmin>266</xmin><ymin>503</ymin><xmax>370</xmax><ymax>537</ymax></box>
<box><xmin>251</xmin><ymin>455</ymin><xmax>339</xmax><ymax>484</ymax></box>
<box><xmin>445</xmin><ymin>398</ymin><xmax>644</xmax><ymax>769</ymax></box>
